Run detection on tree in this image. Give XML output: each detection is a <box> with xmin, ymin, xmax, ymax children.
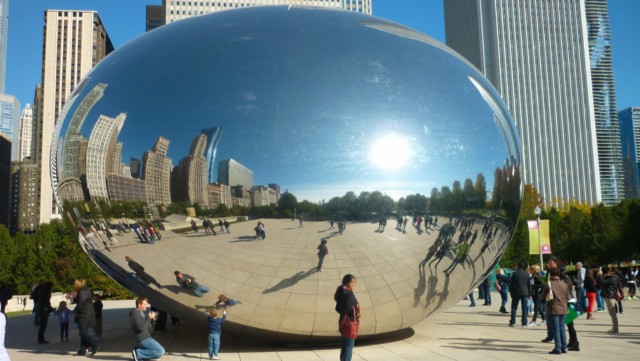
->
<box><xmin>278</xmin><ymin>191</ymin><xmax>298</xmax><ymax>217</ymax></box>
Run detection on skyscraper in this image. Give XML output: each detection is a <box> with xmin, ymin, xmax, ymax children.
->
<box><xmin>17</xmin><ymin>104</ymin><xmax>33</xmax><ymax>161</ymax></box>
<box><xmin>35</xmin><ymin>10</ymin><xmax>113</xmax><ymax>223</ymax></box>
<box><xmin>142</xmin><ymin>136</ymin><xmax>172</xmax><ymax>205</ymax></box>
<box><xmin>218</xmin><ymin>158</ymin><xmax>253</xmax><ymax>189</ymax></box>
<box><xmin>0</xmin><ymin>0</ymin><xmax>9</xmax><ymax>93</ymax></box>
<box><xmin>146</xmin><ymin>5</ymin><xmax>165</xmax><ymax>32</ymax></box>
<box><xmin>172</xmin><ymin>133</ymin><xmax>208</xmax><ymax>206</ymax></box>
<box><xmin>0</xmin><ymin>93</ymin><xmax>19</xmax><ymax>150</ymax></box>
<box><xmin>586</xmin><ymin>0</ymin><xmax>624</xmax><ymax>205</ymax></box>
<box><xmin>162</xmin><ymin>0</ymin><xmax>372</xmax><ymax>25</ymax></box>
<box><xmin>619</xmin><ymin>107</ymin><xmax>640</xmax><ymax>199</ymax></box>
<box><xmin>444</xmin><ymin>0</ymin><xmax>602</xmax><ymax>206</ymax></box>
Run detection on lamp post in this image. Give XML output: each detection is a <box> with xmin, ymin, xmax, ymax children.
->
<box><xmin>534</xmin><ymin>206</ymin><xmax>543</xmax><ymax>270</ymax></box>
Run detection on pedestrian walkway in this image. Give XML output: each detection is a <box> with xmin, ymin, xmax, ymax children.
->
<box><xmin>5</xmin><ymin>292</ymin><xmax>638</xmax><ymax>360</ymax></box>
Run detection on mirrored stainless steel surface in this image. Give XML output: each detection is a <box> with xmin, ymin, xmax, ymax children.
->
<box><xmin>52</xmin><ymin>6</ymin><xmax>522</xmax><ymax>342</ymax></box>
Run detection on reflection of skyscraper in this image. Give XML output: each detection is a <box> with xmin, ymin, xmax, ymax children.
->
<box><xmin>173</xmin><ymin>133</ymin><xmax>208</xmax><ymax>206</ymax></box>
<box><xmin>201</xmin><ymin>127</ymin><xmax>222</xmax><ymax>185</ymax></box>
<box><xmin>268</xmin><ymin>183</ymin><xmax>280</xmax><ymax>202</ymax></box>
<box><xmin>218</xmin><ymin>159</ymin><xmax>253</xmax><ymax>189</ymax></box>
<box><xmin>444</xmin><ymin>0</ymin><xmax>601</xmax><ymax>205</ymax></box>
<box><xmin>250</xmin><ymin>186</ymin><xmax>277</xmax><ymax>207</ymax></box>
<box><xmin>86</xmin><ymin>113</ymin><xmax>126</xmax><ymax>202</ymax></box>
<box><xmin>130</xmin><ymin>157</ymin><xmax>142</xmax><ymax>178</ymax></box>
<box><xmin>37</xmin><ymin>10</ymin><xmax>113</xmax><ymax>223</ymax></box>
<box><xmin>62</xmin><ymin>83</ymin><xmax>108</xmax><ymax>179</ymax></box>
<box><xmin>620</xmin><ymin>107</ymin><xmax>640</xmax><ymax>198</ymax></box>
<box><xmin>17</xmin><ymin>104</ymin><xmax>33</xmax><ymax>161</ymax></box>
<box><xmin>143</xmin><ymin>137</ymin><xmax>172</xmax><ymax>205</ymax></box>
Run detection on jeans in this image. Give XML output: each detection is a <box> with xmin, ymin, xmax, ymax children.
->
<box><xmin>137</xmin><ymin>337</ymin><xmax>165</xmax><ymax>360</ymax></box>
<box><xmin>499</xmin><ymin>289</ymin><xmax>509</xmax><ymax>310</ymax></box>
<box><xmin>509</xmin><ymin>295</ymin><xmax>528</xmax><ymax>326</ymax></box>
<box><xmin>208</xmin><ymin>332</ymin><xmax>220</xmax><ymax>358</ymax></box>
<box><xmin>482</xmin><ymin>284</ymin><xmax>491</xmax><ymax>305</ymax></box>
<box><xmin>192</xmin><ymin>283</ymin><xmax>210</xmax><ymax>297</ymax></box>
<box><xmin>340</xmin><ymin>336</ymin><xmax>355</xmax><ymax>361</ymax></box>
<box><xmin>60</xmin><ymin>322</ymin><xmax>69</xmax><ymax>340</ymax></box>
<box><xmin>469</xmin><ymin>292</ymin><xmax>476</xmax><ymax>306</ymax></box>
<box><xmin>576</xmin><ymin>287</ymin><xmax>587</xmax><ymax>311</ymax></box>
<box><xmin>550</xmin><ymin>314</ymin><xmax>567</xmax><ymax>352</ymax></box>
<box><xmin>596</xmin><ymin>292</ymin><xmax>605</xmax><ymax>311</ymax></box>
<box><xmin>78</xmin><ymin>326</ymin><xmax>100</xmax><ymax>355</ymax></box>
<box><xmin>37</xmin><ymin>308</ymin><xmax>49</xmax><ymax>342</ymax></box>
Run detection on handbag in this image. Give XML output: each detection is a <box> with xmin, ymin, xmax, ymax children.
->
<box><xmin>545</xmin><ymin>280</ymin><xmax>554</xmax><ymax>301</ymax></box>
<box><xmin>339</xmin><ymin>306</ymin><xmax>359</xmax><ymax>339</ymax></box>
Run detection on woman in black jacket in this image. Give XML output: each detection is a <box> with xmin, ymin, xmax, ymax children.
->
<box><xmin>72</xmin><ymin>279</ymin><xmax>101</xmax><ymax>356</ymax></box>
<box><xmin>334</xmin><ymin>274</ymin><xmax>360</xmax><ymax>361</ymax></box>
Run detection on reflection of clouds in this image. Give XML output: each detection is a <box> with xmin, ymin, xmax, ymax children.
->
<box><xmin>245</xmin><ymin>92</ymin><xmax>257</xmax><ymax>101</ymax></box>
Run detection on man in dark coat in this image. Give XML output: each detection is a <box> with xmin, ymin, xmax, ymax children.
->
<box><xmin>509</xmin><ymin>262</ymin><xmax>530</xmax><ymax>327</ymax></box>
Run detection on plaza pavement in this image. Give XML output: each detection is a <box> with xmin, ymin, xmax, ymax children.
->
<box><xmin>5</xmin><ymin>292</ymin><xmax>639</xmax><ymax>361</ymax></box>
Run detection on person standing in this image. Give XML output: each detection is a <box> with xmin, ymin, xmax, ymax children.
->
<box><xmin>585</xmin><ymin>269</ymin><xmax>597</xmax><ymax>320</ymax></box>
<box><xmin>575</xmin><ymin>262</ymin><xmax>587</xmax><ymax>310</ymax></box>
<box><xmin>37</xmin><ymin>281</ymin><xmax>53</xmax><ymax>344</ymax></box>
<box><xmin>131</xmin><ymin>297</ymin><xmax>164</xmax><ymax>361</ymax></box>
<box><xmin>0</xmin><ymin>281</ymin><xmax>12</xmax><ymax>314</ymax></box>
<box><xmin>93</xmin><ymin>294</ymin><xmax>103</xmax><ymax>338</ymax></box>
<box><xmin>334</xmin><ymin>274</ymin><xmax>360</xmax><ymax>361</ymax></box>
<box><xmin>207</xmin><ymin>307</ymin><xmax>227</xmax><ymax>360</ymax></box>
<box><xmin>509</xmin><ymin>262</ymin><xmax>530</xmax><ymax>327</ymax></box>
<box><xmin>317</xmin><ymin>239</ymin><xmax>329</xmax><ymax>271</ymax></box>
<box><xmin>0</xmin><ymin>310</ymin><xmax>10</xmax><ymax>361</ymax></box>
<box><xmin>53</xmin><ymin>301</ymin><xmax>73</xmax><ymax>342</ymax></box>
<box><xmin>541</xmin><ymin>268</ymin><xmax>569</xmax><ymax>354</ymax></box>
<box><xmin>71</xmin><ymin>278</ymin><xmax>101</xmax><ymax>356</ymax></box>
<box><xmin>495</xmin><ymin>268</ymin><xmax>510</xmax><ymax>314</ymax></box>
<box><xmin>597</xmin><ymin>268</ymin><xmax>620</xmax><ymax>334</ymax></box>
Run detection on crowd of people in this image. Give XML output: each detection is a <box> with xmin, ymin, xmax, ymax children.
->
<box><xmin>483</xmin><ymin>258</ymin><xmax>638</xmax><ymax>354</ymax></box>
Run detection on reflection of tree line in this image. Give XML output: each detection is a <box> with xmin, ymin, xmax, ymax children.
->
<box><xmin>62</xmin><ymin>166</ymin><xmax>520</xmax><ymax>235</ymax></box>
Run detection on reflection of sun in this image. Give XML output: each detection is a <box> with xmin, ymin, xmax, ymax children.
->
<box><xmin>368</xmin><ymin>134</ymin><xmax>412</xmax><ymax>170</ymax></box>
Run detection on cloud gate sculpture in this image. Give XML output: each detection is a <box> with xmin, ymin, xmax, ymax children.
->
<box><xmin>52</xmin><ymin>6</ymin><xmax>522</xmax><ymax>342</ymax></box>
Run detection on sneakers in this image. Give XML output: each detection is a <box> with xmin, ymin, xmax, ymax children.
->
<box><xmin>508</xmin><ymin>323</ymin><xmax>515</xmax><ymax>327</ymax></box>
<box><xmin>132</xmin><ymin>348</ymin><xmax>139</xmax><ymax>361</ymax></box>
<box><xmin>539</xmin><ymin>320</ymin><xmax>546</xmax><ymax>326</ymax></box>
<box><xmin>527</xmin><ymin>322</ymin><xmax>537</xmax><ymax>327</ymax></box>
<box><xmin>213</xmin><ymin>357</ymin><xmax>221</xmax><ymax>360</ymax></box>
<box><xmin>606</xmin><ymin>329</ymin><xmax>619</xmax><ymax>334</ymax></box>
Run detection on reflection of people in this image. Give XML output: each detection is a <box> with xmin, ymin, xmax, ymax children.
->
<box><xmin>215</xmin><ymin>294</ymin><xmax>241</xmax><ymax>308</ymax></box>
<box><xmin>174</xmin><ymin>271</ymin><xmax>210</xmax><ymax>297</ymax></box>
<box><xmin>0</xmin><ymin>281</ymin><xmax>12</xmax><ymax>315</ymax></box>
<box><xmin>126</xmin><ymin>256</ymin><xmax>162</xmax><ymax>289</ymax></box>
<box><xmin>317</xmin><ymin>239</ymin><xmax>329</xmax><ymax>271</ymax></box>
<box><xmin>207</xmin><ymin>307</ymin><xmax>227</xmax><ymax>360</ymax></box>
<box><xmin>444</xmin><ymin>238</ymin><xmax>472</xmax><ymax>275</ymax></box>
<box><xmin>334</xmin><ymin>274</ymin><xmax>360</xmax><ymax>361</ymax></box>
<box><xmin>130</xmin><ymin>297</ymin><xmax>165</xmax><ymax>360</ymax></box>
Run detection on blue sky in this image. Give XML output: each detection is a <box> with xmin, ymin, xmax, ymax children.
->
<box><xmin>5</xmin><ymin>1</ymin><xmax>639</xmax><ymax>112</ymax></box>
